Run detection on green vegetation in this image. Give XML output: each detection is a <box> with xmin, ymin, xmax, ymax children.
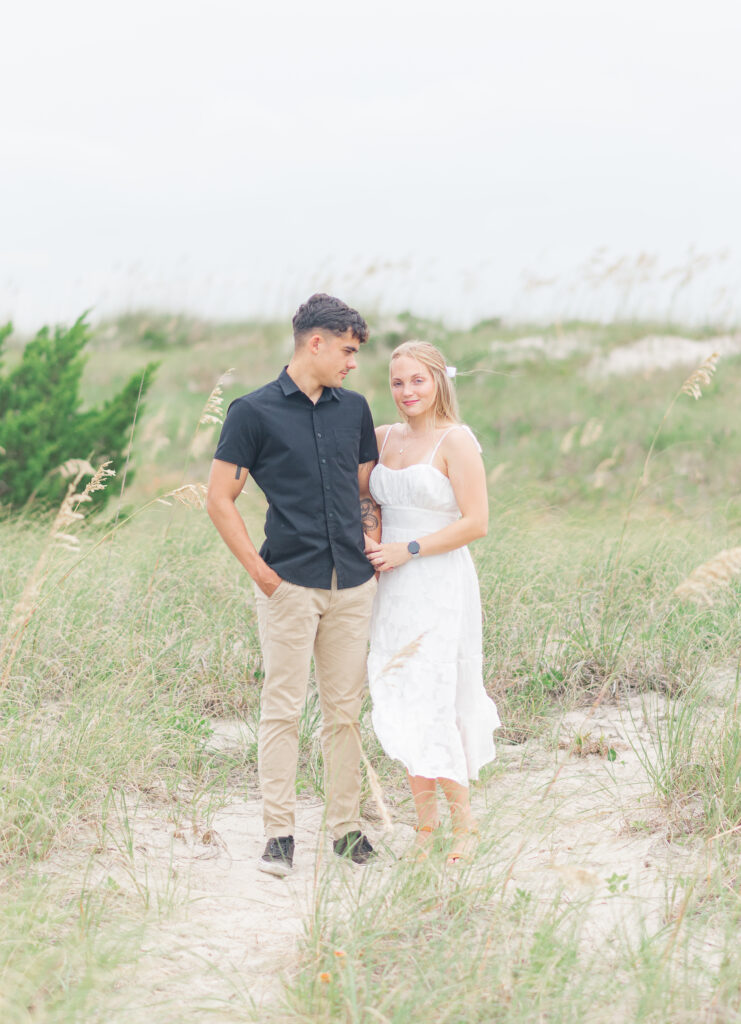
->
<box><xmin>0</xmin><ymin>315</ymin><xmax>157</xmax><ymax>509</ymax></box>
<box><xmin>262</xmin><ymin>848</ymin><xmax>741</xmax><ymax>1023</ymax></box>
<box><xmin>1</xmin><ymin>311</ymin><xmax>740</xmax><ymax>1021</ymax></box>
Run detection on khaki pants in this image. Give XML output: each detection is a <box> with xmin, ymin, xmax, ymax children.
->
<box><xmin>253</xmin><ymin>573</ymin><xmax>377</xmax><ymax>840</ymax></box>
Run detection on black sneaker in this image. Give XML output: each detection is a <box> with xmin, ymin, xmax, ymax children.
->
<box><xmin>333</xmin><ymin>831</ymin><xmax>376</xmax><ymax>864</ymax></box>
<box><xmin>258</xmin><ymin>835</ymin><xmax>294</xmax><ymax>877</ymax></box>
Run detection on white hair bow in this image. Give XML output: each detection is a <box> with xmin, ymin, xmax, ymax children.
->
<box><xmin>446</xmin><ymin>365</ymin><xmax>457</xmax><ymax>379</ymax></box>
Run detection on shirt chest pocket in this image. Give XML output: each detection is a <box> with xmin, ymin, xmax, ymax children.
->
<box><xmin>330</xmin><ymin>427</ymin><xmax>360</xmax><ymax>469</ymax></box>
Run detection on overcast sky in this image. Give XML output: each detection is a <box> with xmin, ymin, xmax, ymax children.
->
<box><xmin>2</xmin><ymin>0</ymin><xmax>740</xmax><ymax>331</ymax></box>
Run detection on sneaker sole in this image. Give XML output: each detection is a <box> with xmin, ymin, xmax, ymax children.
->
<box><xmin>257</xmin><ymin>858</ymin><xmax>293</xmax><ymax>877</ymax></box>
<box><xmin>333</xmin><ymin>851</ymin><xmax>377</xmax><ymax>866</ymax></box>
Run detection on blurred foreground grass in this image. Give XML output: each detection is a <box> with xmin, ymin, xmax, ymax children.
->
<box><xmin>1</xmin><ymin>311</ymin><xmax>740</xmax><ymax>1021</ymax></box>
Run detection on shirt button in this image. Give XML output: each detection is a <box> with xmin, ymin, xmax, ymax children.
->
<box><xmin>321</xmin><ymin>458</ymin><xmax>326</xmax><ymax>464</ymax></box>
<box><xmin>328</xmin><ymin>512</ymin><xmax>334</xmax><ymax>517</ymax></box>
<box><xmin>317</xmin><ymin>432</ymin><xmax>322</xmax><ymax>438</ymax></box>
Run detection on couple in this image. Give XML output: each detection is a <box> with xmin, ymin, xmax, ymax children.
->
<box><xmin>207</xmin><ymin>293</ymin><xmax>500</xmax><ymax>876</ymax></box>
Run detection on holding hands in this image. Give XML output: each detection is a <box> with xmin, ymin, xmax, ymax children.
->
<box><xmin>364</xmin><ymin>535</ymin><xmax>411</xmax><ymax>573</ymax></box>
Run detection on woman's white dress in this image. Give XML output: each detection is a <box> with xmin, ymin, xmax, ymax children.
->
<box><xmin>367</xmin><ymin>426</ymin><xmax>501</xmax><ymax>786</ymax></box>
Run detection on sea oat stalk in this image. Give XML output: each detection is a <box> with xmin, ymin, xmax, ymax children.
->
<box><xmin>379</xmin><ymin>634</ymin><xmax>426</xmax><ymax>676</ymax></box>
<box><xmin>199</xmin><ymin>372</ymin><xmax>233</xmax><ymax>427</ymax></box>
<box><xmin>139</xmin><ymin>369</ymin><xmax>234</xmax><ymax>616</ymax></box>
<box><xmin>162</xmin><ymin>483</ymin><xmax>209</xmax><ymax>511</ymax></box>
<box><xmin>331</xmin><ymin>635</ymin><xmax>428</xmax><ymax>832</ymax></box>
<box><xmin>0</xmin><ymin>472</ymin><xmax>208</xmax><ymax>689</ymax></box>
<box><xmin>0</xmin><ymin>460</ymin><xmax>116</xmax><ymax>685</ymax></box>
<box><xmin>198</xmin><ymin>369</ymin><xmax>234</xmax><ymax>429</ymax></box>
<box><xmin>680</xmin><ymin>353</ymin><xmax>719</xmax><ymax>400</ymax></box>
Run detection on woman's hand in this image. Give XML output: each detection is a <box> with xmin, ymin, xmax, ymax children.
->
<box><xmin>365</xmin><ymin>537</ymin><xmax>412</xmax><ymax>572</ymax></box>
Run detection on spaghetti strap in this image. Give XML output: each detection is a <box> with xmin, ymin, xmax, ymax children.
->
<box><xmin>427</xmin><ymin>426</ymin><xmax>458</xmax><ymax>463</ymax></box>
<box><xmin>378</xmin><ymin>425</ymin><xmax>395</xmax><ymax>461</ymax></box>
<box><xmin>460</xmin><ymin>424</ymin><xmax>483</xmax><ymax>453</ymax></box>
<box><xmin>428</xmin><ymin>424</ymin><xmax>482</xmax><ymax>463</ymax></box>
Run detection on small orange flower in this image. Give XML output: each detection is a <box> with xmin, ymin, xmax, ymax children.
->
<box><xmin>319</xmin><ymin>972</ymin><xmax>331</xmax><ymax>983</ymax></box>
<box><xmin>334</xmin><ymin>950</ymin><xmax>347</xmax><ymax>959</ymax></box>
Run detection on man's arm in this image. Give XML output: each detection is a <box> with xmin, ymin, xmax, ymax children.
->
<box><xmin>358</xmin><ymin>460</ymin><xmax>382</xmax><ymax>545</ymax></box>
<box><xmin>206</xmin><ymin>459</ymin><xmax>282</xmax><ymax>597</ymax></box>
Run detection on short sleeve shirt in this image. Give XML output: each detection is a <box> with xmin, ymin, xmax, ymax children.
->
<box><xmin>213</xmin><ymin>367</ymin><xmax>378</xmax><ymax>590</ymax></box>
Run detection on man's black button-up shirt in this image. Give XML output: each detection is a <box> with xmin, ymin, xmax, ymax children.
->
<box><xmin>213</xmin><ymin>367</ymin><xmax>378</xmax><ymax>590</ymax></box>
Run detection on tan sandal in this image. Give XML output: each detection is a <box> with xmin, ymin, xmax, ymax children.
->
<box><xmin>405</xmin><ymin>823</ymin><xmax>438</xmax><ymax>863</ymax></box>
<box><xmin>447</xmin><ymin>825</ymin><xmax>479</xmax><ymax>865</ymax></box>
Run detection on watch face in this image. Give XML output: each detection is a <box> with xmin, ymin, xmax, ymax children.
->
<box><xmin>407</xmin><ymin>541</ymin><xmax>421</xmax><ymax>556</ymax></box>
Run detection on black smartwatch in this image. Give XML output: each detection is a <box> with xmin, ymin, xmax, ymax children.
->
<box><xmin>407</xmin><ymin>540</ymin><xmax>421</xmax><ymax>558</ymax></box>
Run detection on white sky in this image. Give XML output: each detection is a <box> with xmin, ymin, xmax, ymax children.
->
<box><xmin>2</xmin><ymin>0</ymin><xmax>741</xmax><ymax>330</ymax></box>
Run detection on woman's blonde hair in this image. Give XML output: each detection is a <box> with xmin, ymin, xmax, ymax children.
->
<box><xmin>389</xmin><ymin>340</ymin><xmax>460</xmax><ymax>424</ymax></box>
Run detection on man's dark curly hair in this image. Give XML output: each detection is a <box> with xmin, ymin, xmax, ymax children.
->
<box><xmin>292</xmin><ymin>293</ymin><xmax>369</xmax><ymax>345</ymax></box>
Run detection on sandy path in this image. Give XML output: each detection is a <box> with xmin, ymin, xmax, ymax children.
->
<box><xmin>46</xmin><ymin>674</ymin><xmax>734</xmax><ymax>1021</ymax></box>
<box><xmin>491</xmin><ymin>696</ymin><xmax>681</xmax><ymax>946</ymax></box>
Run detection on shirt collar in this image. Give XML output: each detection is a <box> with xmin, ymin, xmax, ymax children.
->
<box><xmin>278</xmin><ymin>366</ymin><xmax>342</xmax><ymax>403</ymax></box>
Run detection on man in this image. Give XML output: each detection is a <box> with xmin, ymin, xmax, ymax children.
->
<box><xmin>207</xmin><ymin>293</ymin><xmax>382</xmax><ymax>876</ymax></box>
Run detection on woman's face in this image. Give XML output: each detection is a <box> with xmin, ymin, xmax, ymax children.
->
<box><xmin>390</xmin><ymin>356</ymin><xmax>437</xmax><ymax>421</ymax></box>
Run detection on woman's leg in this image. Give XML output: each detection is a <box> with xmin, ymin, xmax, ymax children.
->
<box><xmin>439</xmin><ymin>778</ymin><xmax>478</xmax><ymax>861</ymax></box>
<box><xmin>408</xmin><ymin>773</ymin><xmax>439</xmax><ymax>829</ymax></box>
<box><xmin>438</xmin><ymin>778</ymin><xmax>476</xmax><ymax>830</ymax></box>
<box><xmin>405</xmin><ymin>774</ymin><xmax>440</xmax><ymax>859</ymax></box>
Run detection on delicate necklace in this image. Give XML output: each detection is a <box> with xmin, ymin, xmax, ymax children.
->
<box><xmin>397</xmin><ymin>423</ymin><xmax>435</xmax><ymax>455</ymax></box>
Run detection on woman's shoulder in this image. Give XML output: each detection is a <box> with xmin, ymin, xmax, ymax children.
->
<box><xmin>374</xmin><ymin>423</ymin><xmax>397</xmax><ymax>442</ymax></box>
<box><xmin>439</xmin><ymin>423</ymin><xmax>482</xmax><ymax>456</ymax></box>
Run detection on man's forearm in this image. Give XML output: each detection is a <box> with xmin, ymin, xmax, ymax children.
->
<box><xmin>207</xmin><ymin>497</ymin><xmax>274</xmax><ymax>586</ymax></box>
<box><xmin>360</xmin><ymin>496</ymin><xmax>382</xmax><ymax>543</ymax></box>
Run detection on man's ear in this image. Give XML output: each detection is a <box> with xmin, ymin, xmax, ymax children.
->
<box><xmin>309</xmin><ymin>333</ymin><xmax>323</xmax><ymax>355</ymax></box>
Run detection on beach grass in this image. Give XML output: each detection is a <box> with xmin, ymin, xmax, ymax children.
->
<box><xmin>1</xmin><ymin>312</ymin><xmax>740</xmax><ymax>1021</ymax></box>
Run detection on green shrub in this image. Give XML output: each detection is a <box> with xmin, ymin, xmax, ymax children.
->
<box><xmin>0</xmin><ymin>315</ymin><xmax>157</xmax><ymax>510</ymax></box>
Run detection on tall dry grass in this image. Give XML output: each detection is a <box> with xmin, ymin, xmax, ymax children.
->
<box><xmin>0</xmin><ymin>459</ymin><xmax>116</xmax><ymax>687</ymax></box>
<box><xmin>2</xmin><ymin>314</ymin><xmax>741</xmax><ymax>1021</ymax></box>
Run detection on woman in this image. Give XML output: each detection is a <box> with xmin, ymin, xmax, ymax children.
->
<box><xmin>365</xmin><ymin>341</ymin><xmax>501</xmax><ymax>863</ymax></box>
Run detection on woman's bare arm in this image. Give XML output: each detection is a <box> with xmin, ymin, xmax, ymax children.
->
<box><xmin>365</xmin><ymin>429</ymin><xmax>487</xmax><ymax>571</ymax></box>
